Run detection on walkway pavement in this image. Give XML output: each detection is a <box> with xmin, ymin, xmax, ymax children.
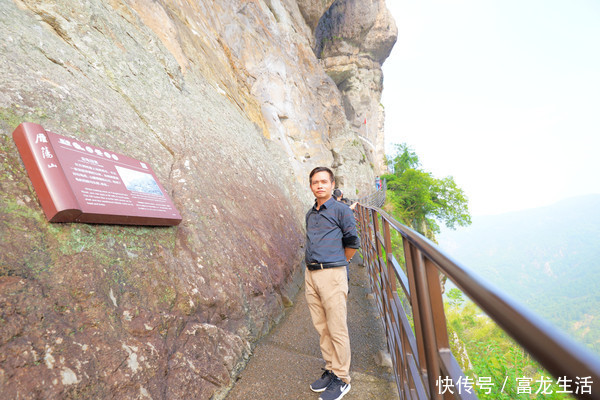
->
<box><xmin>225</xmin><ymin>256</ymin><xmax>399</xmax><ymax>400</ymax></box>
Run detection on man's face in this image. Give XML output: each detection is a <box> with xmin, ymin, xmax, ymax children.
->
<box><xmin>310</xmin><ymin>171</ymin><xmax>334</xmax><ymax>201</ymax></box>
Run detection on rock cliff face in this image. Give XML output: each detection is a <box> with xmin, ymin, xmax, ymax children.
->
<box><xmin>316</xmin><ymin>0</ymin><xmax>397</xmax><ymax>174</ymax></box>
<box><xmin>0</xmin><ymin>0</ymin><xmax>396</xmax><ymax>398</ymax></box>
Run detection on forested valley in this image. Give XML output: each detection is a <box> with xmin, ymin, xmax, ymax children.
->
<box><xmin>438</xmin><ymin>194</ymin><xmax>600</xmax><ymax>355</ymax></box>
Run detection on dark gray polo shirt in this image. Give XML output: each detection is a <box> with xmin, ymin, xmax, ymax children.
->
<box><xmin>305</xmin><ymin>197</ymin><xmax>360</xmax><ymax>264</ymax></box>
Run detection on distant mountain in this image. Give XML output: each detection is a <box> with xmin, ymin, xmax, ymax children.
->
<box><xmin>438</xmin><ymin>194</ymin><xmax>600</xmax><ymax>354</ymax></box>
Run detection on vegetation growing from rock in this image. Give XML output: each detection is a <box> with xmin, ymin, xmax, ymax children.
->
<box><xmin>382</xmin><ymin>143</ymin><xmax>471</xmax><ymax>238</ymax></box>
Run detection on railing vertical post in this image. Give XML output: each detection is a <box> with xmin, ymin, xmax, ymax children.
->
<box><xmin>371</xmin><ymin>209</ymin><xmax>385</xmax><ymax>316</ymax></box>
<box><xmin>365</xmin><ymin>207</ymin><xmax>379</xmax><ymax>307</ymax></box>
<box><xmin>359</xmin><ymin>206</ymin><xmax>372</xmax><ymax>281</ymax></box>
<box><xmin>412</xmin><ymin>251</ymin><xmax>443</xmax><ymax>400</ymax></box>
<box><xmin>403</xmin><ymin>240</ymin><xmax>428</xmax><ymax>382</ymax></box>
<box><xmin>424</xmin><ymin>258</ymin><xmax>459</xmax><ymax>400</ymax></box>
<box><xmin>383</xmin><ymin>218</ymin><xmax>405</xmax><ymax>399</ymax></box>
<box><xmin>383</xmin><ymin>219</ymin><xmax>397</xmax><ymax>294</ymax></box>
<box><xmin>424</xmin><ymin>258</ymin><xmax>450</xmax><ymax>351</ymax></box>
<box><xmin>358</xmin><ymin>206</ymin><xmax>367</xmax><ymax>264</ymax></box>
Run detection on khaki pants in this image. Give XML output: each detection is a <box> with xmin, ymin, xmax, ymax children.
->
<box><xmin>305</xmin><ymin>266</ymin><xmax>351</xmax><ymax>384</ymax></box>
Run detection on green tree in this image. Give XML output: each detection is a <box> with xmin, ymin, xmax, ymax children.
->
<box><xmin>447</xmin><ymin>288</ymin><xmax>464</xmax><ymax>307</ymax></box>
<box><xmin>387</xmin><ymin>143</ymin><xmax>419</xmax><ymax>175</ymax></box>
<box><xmin>383</xmin><ymin>143</ymin><xmax>471</xmax><ymax>237</ymax></box>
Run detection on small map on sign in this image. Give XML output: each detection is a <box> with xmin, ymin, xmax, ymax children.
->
<box><xmin>115</xmin><ymin>166</ymin><xmax>164</xmax><ymax>196</ymax></box>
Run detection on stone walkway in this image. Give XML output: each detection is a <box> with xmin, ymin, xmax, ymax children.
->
<box><xmin>225</xmin><ymin>256</ymin><xmax>399</xmax><ymax>400</ymax></box>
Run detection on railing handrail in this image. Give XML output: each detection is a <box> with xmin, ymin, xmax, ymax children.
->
<box><xmin>356</xmin><ymin>202</ymin><xmax>600</xmax><ymax>399</ymax></box>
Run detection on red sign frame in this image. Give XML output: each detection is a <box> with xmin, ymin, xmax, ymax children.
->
<box><xmin>12</xmin><ymin>122</ymin><xmax>182</xmax><ymax>226</ymax></box>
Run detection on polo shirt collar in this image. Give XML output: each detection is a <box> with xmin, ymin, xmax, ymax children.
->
<box><xmin>313</xmin><ymin>196</ymin><xmax>336</xmax><ymax>210</ymax></box>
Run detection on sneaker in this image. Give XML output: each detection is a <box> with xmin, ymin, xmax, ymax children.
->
<box><xmin>319</xmin><ymin>376</ymin><xmax>351</xmax><ymax>400</ymax></box>
<box><xmin>310</xmin><ymin>369</ymin><xmax>334</xmax><ymax>393</ymax></box>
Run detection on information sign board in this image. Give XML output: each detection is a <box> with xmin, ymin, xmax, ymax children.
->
<box><xmin>12</xmin><ymin>122</ymin><xmax>182</xmax><ymax>226</ymax></box>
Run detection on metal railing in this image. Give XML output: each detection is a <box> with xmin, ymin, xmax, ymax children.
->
<box><xmin>356</xmin><ymin>203</ymin><xmax>600</xmax><ymax>399</ymax></box>
<box><xmin>355</xmin><ymin>179</ymin><xmax>387</xmax><ymax>208</ymax></box>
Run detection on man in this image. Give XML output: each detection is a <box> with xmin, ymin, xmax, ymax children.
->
<box><xmin>305</xmin><ymin>167</ymin><xmax>360</xmax><ymax>400</ymax></box>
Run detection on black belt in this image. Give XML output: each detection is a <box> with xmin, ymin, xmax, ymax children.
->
<box><xmin>306</xmin><ymin>261</ymin><xmax>347</xmax><ymax>271</ymax></box>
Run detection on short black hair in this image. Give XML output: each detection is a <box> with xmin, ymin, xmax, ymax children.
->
<box><xmin>333</xmin><ymin>189</ymin><xmax>342</xmax><ymax>198</ymax></box>
<box><xmin>309</xmin><ymin>166</ymin><xmax>334</xmax><ymax>183</ymax></box>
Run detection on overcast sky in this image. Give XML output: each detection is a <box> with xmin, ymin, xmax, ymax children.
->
<box><xmin>381</xmin><ymin>0</ymin><xmax>600</xmax><ymax>216</ymax></box>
